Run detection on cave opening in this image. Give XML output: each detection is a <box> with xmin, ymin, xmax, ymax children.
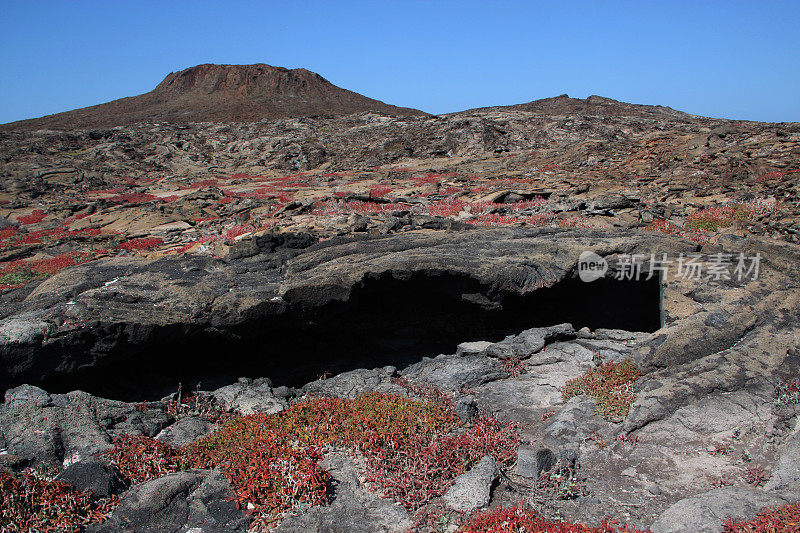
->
<box><xmin>39</xmin><ymin>272</ymin><xmax>662</xmax><ymax>400</ymax></box>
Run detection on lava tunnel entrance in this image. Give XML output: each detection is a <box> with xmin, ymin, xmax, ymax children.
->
<box><xmin>40</xmin><ymin>272</ymin><xmax>661</xmax><ymax>400</ymax></box>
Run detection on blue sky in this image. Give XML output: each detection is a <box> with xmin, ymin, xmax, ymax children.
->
<box><xmin>1</xmin><ymin>0</ymin><xmax>798</xmax><ymax>123</ymax></box>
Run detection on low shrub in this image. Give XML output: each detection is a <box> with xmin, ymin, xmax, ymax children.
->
<box><xmin>104</xmin><ymin>435</ymin><xmax>184</xmax><ymax>486</ymax></box>
<box><xmin>561</xmin><ymin>359</ymin><xmax>643</xmax><ymax>421</ymax></box>
<box><xmin>0</xmin><ymin>470</ymin><xmax>116</xmax><ymax>532</ymax></box>
<box><xmin>776</xmin><ymin>378</ymin><xmax>800</xmax><ymax>406</ymax></box>
<box><xmin>105</xmin><ymin>390</ymin><xmax>519</xmax><ymax>529</ymax></box>
<box><xmin>685</xmin><ymin>205</ymin><xmax>749</xmax><ymax>232</ymax></box>
<box><xmin>0</xmin><ymin>251</ymin><xmax>101</xmax><ymax>290</ymax></box>
<box><xmin>117</xmin><ymin>237</ymin><xmax>164</xmax><ymax>251</ymax></box>
<box><xmin>16</xmin><ymin>210</ymin><xmax>47</xmax><ymax>225</ymax></box>
<box><xmin>723</xmin><ymin>502</ymin><xmax>800</xmax><ymax>532</ymax></box>
<box><xmin>644</xmin><ymin>219</ymin><xmax>710</xmax><ymax>244</ymax></box>
<box><xmin>743</xmin><ymin>465</ymin><xmax>768</xmax><ymax>487</ymax></box>
<box><xmin>458</xmin><ymin>507</ymin><xmax>646</xmax><ymax>532</ymax></box>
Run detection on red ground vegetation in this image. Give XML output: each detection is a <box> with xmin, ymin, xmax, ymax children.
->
<box><xmin>105</xmin><ymin>388</ymin><xmax>519</xmax><ymax>529</ymax></box>
<box><xmin>723</xmin><ymin>502</ymin><xmax>800</xmax><ymax>532</ymax></box>
<box><xmin>458</xmin><ymin>507</ymin><xmax>646</xmax><ymax>532</ymax></box>
<box><xmin>0</xmin><ymin>470</ymin><xmax>117</xmax><ymax>532</ymax></box>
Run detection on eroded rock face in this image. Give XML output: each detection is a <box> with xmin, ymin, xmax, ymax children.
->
<box><xmin>0</xmin><ymin>384</ymin><xmax>172</xmax><ymax>472</ymax></box>
<box><xmin>87</xmin><ymin>469</ymin><xmax>251</xmax><ymax>533</ymax></box>
<box><xmin>649</xmin><ymin>488</ymin><xmax>791</xmax><ymax>533</ymax></box>
<box><xmin>1</xmin><ymin>228</ymin><xmax>798</xmax><ymax>405</ymax></box>
<box><xmin>0</xmin><ymin>228</ymin><xmax>799</xmax><ymax>530</ymax></box>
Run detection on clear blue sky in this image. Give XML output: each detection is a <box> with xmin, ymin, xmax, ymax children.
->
<box><xmin>1</xmin><ymin>0</ymin><xmax>798</xmax><ymax>124</ymax></box>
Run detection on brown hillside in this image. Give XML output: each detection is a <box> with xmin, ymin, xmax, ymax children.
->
<box><xmin>459</xmin><ymin>93</ymin><xmax>696</xmax><ymax>120</ymax></box>
<box><xmin>1</xmin><ymin>63</ymin><xmax>427</xmax><ymax>130</ymax></box>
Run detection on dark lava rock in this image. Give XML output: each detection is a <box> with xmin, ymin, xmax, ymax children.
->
<box><xmin>88</xmin><ymin>469</ymin><xmax>250</xmax><ymax>533</ymax></box>
<box><xmin>56</xmin><ymin>459</ymin><xmax>122</xmax><ymax>498</ymax></box>
<box><xmin>0</xmin><ymin>386</ymin><xmax>172</xmax><ymax>471</ymax></box>
<box><xmin>514</xmin><ymin>446</ymin><xmax>557</xmax><ymax>479</ymax></box>
<box><xmin>454</xmin><ymin>396</ymin><xmax>479</xmax><ymax>422</ymax></box>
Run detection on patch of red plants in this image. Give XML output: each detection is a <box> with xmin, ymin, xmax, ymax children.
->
<box><xmin>723</xmin><ymin>502</ymin><xmax>800</xmax><ymax>532</ymax></box>
<box><xmin>0</xmin><ymin>470</ymin><xmax>117</xmax><ymax>532</ymax></box>
<box><xmin>467</xmin><ymin>212</ymin><xmax>555</xmax><ymax>227</ymax></box>
<box><xmin>755</xmin><ymin>168</ymin><xmax>799</xmax><ymax>182</ymax></box>
<box><xmin>12</xmin><ymin>227</ymin><xmax>63</xmax><ymax>245</ymax></box>
<box><xmin>743</xmin><ymin>465</ymin><xmax>768</xmax><ymax>487</ymax></box>
<box><xmin>411</xmin><ymin>174</ymin><xmax>447</xmax><ymax>186</ymax></box>
<box><xmin>502</xmin><ymin>356</ymin><xmax>527</xmax><ymax>377</ymax></box>
<box><xmin>561</xmin><ymin>359</ymin><xmax>642</xmax><ymax>420</ymax></box>
<box><xmin>429</xmin><ymin>199</ymin><xmax>467</xmax><ymax>217</ymax></box>
<box><xmin>1</xmin><ymin>250</ymin><xmax>102</xmax><ymax>290</ymax></box>
<box><xmin>189</xmin><ymin>178</ymin><xmax>220</xmax><ymax>189</ymax></box>
<box><xmin>345</xmin><ymin>200</ymin><xmax>410</xmax><ymax>214</ymax></box>
<box><xmin>644</xmin><ymin>219</ymin><xmax>710</xmax><ymax>244</ymax></box>
<box><xmin>104</xmin><ymin>389</ymin><xmax>519</xmax><ymax>529</ymax></box>
<box><xmin>369</xmin><ymin>185</ymin><xmax>394</xmax><ymax>197</ymax></box>
<box><xmin>16</xmin><ymin>209</ymin><xmax>47</xmax><ymax>225</ymax></box>
<box><xmin>117</xmin><ymin>237</ymin><xmax>164</xmax><ymax>251</ymax></box>
<box><xmin>225</xmin><ymin>224</ymin><xmax>255</xmax><ymax>241</ymax></box>
<box><xmin>458</xmin><ymin>507</ymin><xmax>646</xmax><ymax>532</ymax></box>
<box><xmin>105</xmin><ymin>434</ymin><xmax>184</xmax><ymax>485</ymax></box>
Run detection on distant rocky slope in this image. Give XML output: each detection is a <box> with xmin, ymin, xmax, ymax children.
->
<box><xmin>0</xmin><ymin>63</ymin><xmax>427</xmax><ymax>130</ymax></box>
<box><xmin>0</xmin><ymin>100</ymin><xmax>797</xmax><ymax>275</ymax></box>
<box><xmin>468</xmin><ymin>93</ymin><xmax>696</xmax><ymax>120</ymax></box>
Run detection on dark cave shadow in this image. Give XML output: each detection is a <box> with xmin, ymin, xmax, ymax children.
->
<box><xmin>40</xmin><ymin>272</ymin><xmax>661</xmax><ymax>401</ymax></box>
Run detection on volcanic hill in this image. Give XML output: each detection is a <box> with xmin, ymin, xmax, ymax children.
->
<box><xmin>0</xmin><ymin>63</ymin><xmax>427</xmax><ymax>130</ymax></box>
<box><xmin>468</xmin><ymin>93</ymin><xmax>696</xmax><ymax>120</ymax></box>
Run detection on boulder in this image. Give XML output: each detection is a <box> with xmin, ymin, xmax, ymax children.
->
<box><xmin>302</xmin><ymin>366</ymin><xmax>403</xmax><ymax>399</ymax></box>
<box><xmin>443</xmin><ymin>456</ymin><xmax>498</xmax><ymax>512</ymax></box>
<box><xmin>56</xmin><ymin>459</ymin><xmax>122</xmax><ymax>498</ymax></box>
<box><xmin>209</xmin><ymin>379</ymin><xmax>286</xmax><ymax>415</ymax></box>
<box><xmin>155</xmin><ymin>416</ymin><xmax>214</xmax><ymax>447</ymax></box>
<box><xmin>401</xmin><ymin>353</ymin><xmax>503</xmax><ymax>390</ymax></box>
<box><xmin>485</xmin><ymin>324</ymin><xmax>575</xmax><ymax>360</ymax></box>
<box><xmin>649</xmin><ymin>487</ymin><xmax>789</xmax><ymax>533</ymax></box>
<box><xmin>514</xmin><ymin>446</ymin><xmax>555</xmax><ymax>479</ymax></box>
<box><xmin>0</xmin><ymin>387</ymin><xmax>172</xmax><ymax>471</ymax></box>
<box><xmin>88</xmin><ymin>469</ymin><xmax>250</xmax><ymax>533</ymax></box>
<box><xmin>456</xmin><ymin>341</ymin><xmax>493</xmax><ymax>357</ymax></box>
